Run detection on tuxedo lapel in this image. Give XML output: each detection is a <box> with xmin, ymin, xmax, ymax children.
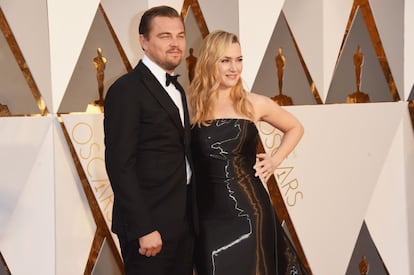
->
<box><xmin>174</xmin><ymin>81</ymin><xmax>190</xmax><ymax>130</ymax></box>
<box><xmin>175</xmin><ymin>81</ymin><xmax>192</xmax><ymax>164</ymax></box>
<box><xmin>135</xmin><ymin>62</ymin><xmax>184</xmax><ymax>134</ymax></box>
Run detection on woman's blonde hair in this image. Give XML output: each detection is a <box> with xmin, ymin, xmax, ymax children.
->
<box><xmin>188</xmin><ymin>30</ymin><xmax>254</xmax><ymax>126</ymax></box>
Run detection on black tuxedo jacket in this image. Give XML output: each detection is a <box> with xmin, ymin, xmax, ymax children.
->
<box><xmin>104</xmin><ymin>61</ymin><xmax>196</xmax><ymax>242</ymax></box>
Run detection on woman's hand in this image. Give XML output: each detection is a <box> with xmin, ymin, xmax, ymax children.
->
<box><xmin>254</xmin><ymin>153</ymin><xmax>280</xmax><ymax>183</ymax></box>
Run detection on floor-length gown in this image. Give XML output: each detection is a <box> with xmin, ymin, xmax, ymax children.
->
<box><xmin>191</xmin><ymin>118</ymin><xmax>307</xmax><ymax>275</ymax></box>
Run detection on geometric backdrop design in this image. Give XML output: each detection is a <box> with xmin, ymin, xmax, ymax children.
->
<box><xmin>1</xmin><ymin>0</ymin><xmax>413</xmax><ymax>274</ymax></box>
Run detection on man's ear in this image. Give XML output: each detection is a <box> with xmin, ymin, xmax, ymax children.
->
<box><xmin>139</xmin><ymin>34</ymin><xmax>147</xmax><ymax>51</ymax></box>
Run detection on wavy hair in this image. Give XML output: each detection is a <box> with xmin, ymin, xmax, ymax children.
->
<box><xmin>188</xmin><ymin>30</ymin><xmax>254</xmax><ymax>126</ymax></box>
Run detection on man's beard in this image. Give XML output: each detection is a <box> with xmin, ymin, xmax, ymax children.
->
<box><xmin>163</xmin><ymin>58</ymin><xmax>182</xmax><ymax>71</ymax></box>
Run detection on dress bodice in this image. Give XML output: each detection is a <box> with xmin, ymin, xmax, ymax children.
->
<box><xmin>191</xmin><ymin>118</ymin><xmax>258</xmax><ymax>179</ymax></box>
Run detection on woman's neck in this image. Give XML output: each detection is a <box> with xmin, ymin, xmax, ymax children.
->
<box><xmin>216</xmin><ymin>88</ymin><xmax>232</xmax><ymax>100</ymax></box>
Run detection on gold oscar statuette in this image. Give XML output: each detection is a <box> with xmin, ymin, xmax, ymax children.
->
<box><xmin>271</xmin><ymin>47</ymin><xmax>293</xmax><ymax>106</ymax></box>
<box><xmin>93</xmin><ymin>47</ymin><xmax>107</xmax><ymax>107</ymax></box>
<box><xmin>347</xmin><ymin>45</ymin><xmax>370</xmax><ymax>103</ymax></box>
<box><xmin>186</xmin><ymin>48</ymin><xmax>197</xmax><ymax>83</ymax></box>
<box><xmin>0</xmin><ymin>102</ymin><xmax>11</xmax><ymax>116</ymax></box>
<box><xmin>359</xmin><ymin>255</ymin><xmax>369</xmax><ymax>275</ymax></box>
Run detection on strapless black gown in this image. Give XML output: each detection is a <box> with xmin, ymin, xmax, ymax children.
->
<box><xmin>191</xmin><ymin>119</ymin><xmax>307</xmax><ymax>275</ymax></box>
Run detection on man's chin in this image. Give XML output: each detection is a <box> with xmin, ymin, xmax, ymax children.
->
<box><xmin>166</xmin><ymin>60</ymin><xmax>182</xmax><ymax>71</ymax></box>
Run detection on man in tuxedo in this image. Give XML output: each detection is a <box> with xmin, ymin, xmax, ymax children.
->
<box><xmin>104</xmin><ymin>6</ymin><xmax>196</xmax><ymax>275</ymax></box>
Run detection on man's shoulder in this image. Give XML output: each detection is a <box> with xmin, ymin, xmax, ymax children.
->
<box><xmin>111</xmin><ymin>67</ymin><xmax>145</xmax><ymax>88</ymax></box>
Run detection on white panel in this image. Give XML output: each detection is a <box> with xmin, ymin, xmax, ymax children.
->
<box><xmin>100</xmin><ymin>0</ymin><xmax>148</xmax><ymax>67</ymax></box>
<box><xmin>0</xmin><ymin>121</ymin><xmax>55</xmax><ymax>274</ymax></box>
<box><xmin>54</xmin><ymin>118</ymin><xmax>96</xmax><ymax>275</ymax></box>
<box><xmin>238</xmin><ymin>0</ymin><xmax>283</xmax><ymax>90</ymax></box>
<box><xmin>0</xmin><ymin>4</ymin><xmax>41</xmax><ymax>115</ymax></box>
<box><xmin>370</xmin><ymin>0</ymin><xmax>404</xmax><ymax>100</ymax></box>
<box><xmin>148</xmin><ymin>0</ymin><xmax>184</xmax><ymax>12</ymax></box>
<box><xmin>405</xmin><ymin>0</ymin><xmax>414</xmax><ymax>100</ymax></box>
<box><xmin>323</xmin><ymin>0</ymin><xmax>355</xmax><ymax>102</ymax></box>
<box><xmin>0</xmin><ymin>117</ymin><xmax>52</xmax><ymax>222</ymax></box>
<box><xmin>47</xmin><ymin>0</ymin><xmax>100</xmax><ymax>113</ymax></box>
<box><xmin>61</xmin><ymin>114</ymin><xmax>120</xmax><ymax>254</ymax></box>
<box><xmin>0</xmin><ymin>0</ymin><xmax>52</xmax><ymax>111</ymax></box>
<box><xmin>365</xmin><ymin>105</ymin><xmax>410</xmax><ymax>274</ymax></box>
<box><xmin>258</xmin><ymin>102</ymin><xmax>403</xmax><ymax>274</ymax></box>
<box><xmin>403</xmin><ymin>103</ymin><xmax>414</xmax><ymax>273</ymax></box>
<box><xmin>283</xmin><ymin>0</ymin><xmax>323</xmax><ymax>99</ymax></box>
<box><xmin>199</xmin><ymin>0</ymin><xmax>238</xmax><ymax>35</ymax></box>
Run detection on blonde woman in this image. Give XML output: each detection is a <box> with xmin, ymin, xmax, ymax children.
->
<box><xmin>189</xmin><ymin>30</ymin><xmax>306</xmax><ymax>275</ymax></box>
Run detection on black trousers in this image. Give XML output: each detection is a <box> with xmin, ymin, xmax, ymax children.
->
<box><xmin>119</xmin><ymin>223</ymin><xmax>194</xmax><ymax>275</ymax></box>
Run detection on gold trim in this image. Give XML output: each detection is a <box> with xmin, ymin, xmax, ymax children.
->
<box><xmin>84</xmin><ymin>229</ymin><xmax>107</xmax><ymax>274</ymax></box>
<box><xmin>59</xmin><ymin>117</ymin><xmax>124</xmax><ymax>274</ymax></box>
<box><xmin>340</xmin><ymin>0</ymin><xmax>400</xmax><ymax>102</ymax></box>
<box><xmin>0</xmin><ymin>7</ymin><xmax>48</xmax><ymax>116</ymax></box>
<box><xmin>99</xmin><ymin>4</ymin><xmax>132</xmax><ymax>72</ymax></box>
<box><xmin>181</xmin><ymin>0</ymin><xmax>210</xmax><ymax>38</ymax></box>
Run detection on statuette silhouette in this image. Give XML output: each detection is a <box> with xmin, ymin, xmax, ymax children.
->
<box><xmin>359</xmin><ymin>255</ymin><xmax>369</xmax><ymax>275</ymax></box>
<box><xmin>276</xmin><ymin>47</ymin><xmax>285</xmax><ymax>94</ymax></box>
<box><xmin>0</xmin><ymin>102</ymin><xmax>11</xmax><ymax>116</ymax></box>
<box><xmin>354</xmin><ymin>45</ymin><xmax>363</xmax><ymax>92</ymax></box>
<box><xmin>347</xmin><ymin>45</ymin><xmax>370</xmax><ymax>103</ymax></box>
<box><xmin>272</xmin><ymin>47</ymin><xmax>293</xmax><ymax>106</ymax></box>
<box><xmin>409</xmin><ymin>100</ymin><xmax>414</xmax><ymax>129</ymax></box>
<box><xmin>186</xmin><ymin>48</ymin><xmax>197</xmax><ymax>83</ymax></box>
<box><xmin>93</xmin><ymin>48</ymin><xmax>107</xmax><ymax>106</ymax></box>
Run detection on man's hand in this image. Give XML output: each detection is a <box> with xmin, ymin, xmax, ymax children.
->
<box><xmin>138</xmin><ymin>230</ymin><xmax>162</xmax><ymax>257</ymax></box>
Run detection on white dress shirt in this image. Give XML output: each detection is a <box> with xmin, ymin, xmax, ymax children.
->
<box><xmin>142</xmin><ymin>55</ymin><xmax>192</xmax><ymax>184</ymax></box>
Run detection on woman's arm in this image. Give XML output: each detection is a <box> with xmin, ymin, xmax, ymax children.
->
<box><xmin>250</xmin><ymin>93</ymin><xmax>304</xmax><ymax>181</ymax></box>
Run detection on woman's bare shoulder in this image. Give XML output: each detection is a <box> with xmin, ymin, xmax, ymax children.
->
<box><xmin>247</xmin><ymin>91</ymin><xmax>274</xmax><ymax>106</ymax></box>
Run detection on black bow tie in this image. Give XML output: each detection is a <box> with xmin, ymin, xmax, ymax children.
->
<box><xmin>166</xmin><ymin>73</ymin><xmax>180</xmax><ymax>88</ymax></box>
